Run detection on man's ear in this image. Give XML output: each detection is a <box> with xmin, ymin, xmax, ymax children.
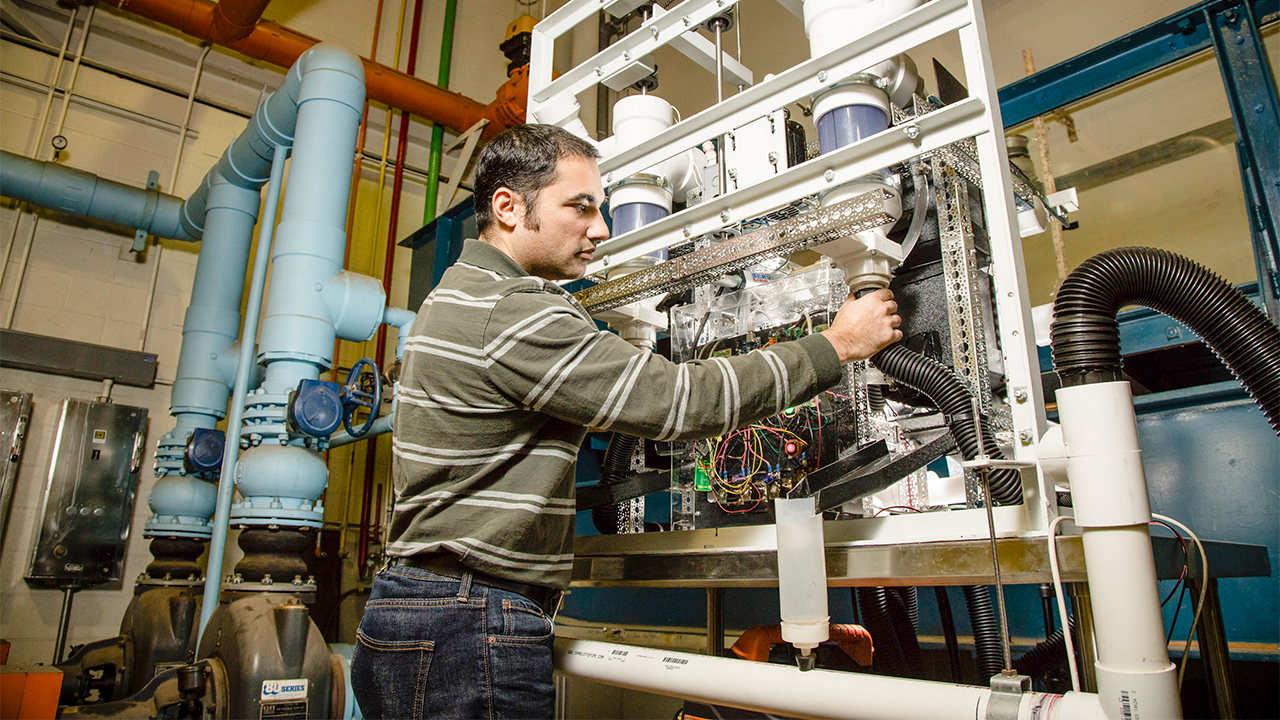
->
<box><xmin>491</xmin><ymin>187</ymin><xmax>525</xmax><ymax>230</ymax></box>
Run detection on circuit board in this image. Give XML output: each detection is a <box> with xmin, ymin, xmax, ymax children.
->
<box><xmin>668</xmin><ymin>262</ymin><xmax>861</xmax><ymax>529</ymax></box>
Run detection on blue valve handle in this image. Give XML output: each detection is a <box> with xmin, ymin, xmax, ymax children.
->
<box><xmin>341</xmin><ymin>357</ymin><xmax>382</xmax><ymax>437</ymax></box>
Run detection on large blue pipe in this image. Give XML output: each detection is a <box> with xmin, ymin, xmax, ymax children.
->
<box><xmin>231</xmin><ymin>44</ymin><xmax>387</xmax><ymax>533</ymax></box>
<box><xmin>147</xmin><ymin>172</ymin><xmax>262</xmax><ymax>538</ymax></box>
<box><xmin>0</xmin><ymin>150</ymin><xmax>199</xmax><ymax>242</ymax></box>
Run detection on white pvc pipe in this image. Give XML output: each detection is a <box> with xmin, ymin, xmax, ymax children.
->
<box><xmin>139</xmin><ymin>44</ymin><xmax>213</xmax><ymax>352</ymax></box>
<box><xmin>554</xmin><ymin>638</ymin><xmax>1105</xmax><ymax>720</ymax></box>
<box><xmin>1056</xmin><ymin>381</ymin><xmax>1181</xmax><ymax>720</ymax></box>
<box><xmin>3</xmin><ymin>4</ymin><xmax>95</xmax><ymax>330</ymax></box>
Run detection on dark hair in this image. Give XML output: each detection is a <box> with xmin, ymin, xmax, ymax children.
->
<box><xmin>473</xmin><ymin>124</ymin><xmax>600</xmax><ymax>234</ymax></box>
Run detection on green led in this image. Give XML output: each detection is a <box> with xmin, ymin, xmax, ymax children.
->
<box><xmin>783</xmin><ymin>406</ymin><xmax>797</xmax><ymax>416</ymax></box>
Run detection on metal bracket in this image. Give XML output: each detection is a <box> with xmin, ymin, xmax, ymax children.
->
<box><xmin>985</xmin><ymin>672</ymin><xmax>1031</xmax><ymax>720</ymax></box>
<box><xmin>133</xmin><ymin>170</ymin><xmax>160</xmax><ymax>253</ymax></box>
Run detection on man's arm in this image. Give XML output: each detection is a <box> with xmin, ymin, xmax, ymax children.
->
<box><xmin>482</xmin><ymin>288</ymin><xmax>900</xmax><ymax>442</ymax></box>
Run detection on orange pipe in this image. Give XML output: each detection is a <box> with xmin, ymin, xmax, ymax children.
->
<box><xmin>105</xmin><ymin>0</ymin><xmax>526</xmax><ymax>137</ymax></box>
<box><xmin>209</xmin><ymin>0</ymin><xmax>272</xmax><ymax>43</ymax></box>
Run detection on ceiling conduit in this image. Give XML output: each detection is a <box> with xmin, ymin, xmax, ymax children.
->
<box><xmin>104</xmin><ymin>0</ymin><xmax>527</xmax><ymax>138</ymax></box>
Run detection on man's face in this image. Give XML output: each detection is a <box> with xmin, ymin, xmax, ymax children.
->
<box><xmin>511</xmin><ymin>155</ymin><xmax>610</xmax><ymax>281</ymax></box>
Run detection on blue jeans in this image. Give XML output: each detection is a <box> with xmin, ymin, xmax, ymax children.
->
<box><xmin>351</xmin><ymin>565</ymin><xmax>556</xmax><ymax>719</ymax></box>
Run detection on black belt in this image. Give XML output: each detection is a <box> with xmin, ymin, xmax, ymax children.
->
<box><xmin>393</xmin><ymin>553</ymin><xmax>562</xmax><ymax>616</ymax></box>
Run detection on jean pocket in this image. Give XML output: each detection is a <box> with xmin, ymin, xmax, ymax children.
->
<box><xmin>487</xmin><ymin>599</ymin><xmax>555</xmax><ymax>718</ymax></box>
<box><xmin>352</xmin><ymin>627</ymin><xmax>434</xmax><ymax>719</ymax></box>
<box><xmin>496</xmin><ymin>598</ymin><xmax>554</xmax><ymax>642</ymax></box>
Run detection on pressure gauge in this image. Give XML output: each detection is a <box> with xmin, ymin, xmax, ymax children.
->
<box><xmin>51</xmin><ymin>135</ymin><xmax>68</xmax><ymax>150</ymax></box>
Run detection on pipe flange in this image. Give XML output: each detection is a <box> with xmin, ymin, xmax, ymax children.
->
<box><xmin>134</xmin><ymin>575</ymin><xmax>204</xmax><ymax>589</ymax></box>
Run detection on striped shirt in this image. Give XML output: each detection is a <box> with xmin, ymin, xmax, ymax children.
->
<box><xmin>389</xmin><ymin>239</ymin><xmax>842</xmax><ymax>589</ymax></box>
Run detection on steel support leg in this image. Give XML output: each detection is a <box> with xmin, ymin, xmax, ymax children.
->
<box><xmin>1186</xmin><ymin>577</ymin><xmax>1238</xmax><ymax>719</ymax></box>
<box><xmin>1210</xmin><ymin>2</ymin><xmax>1280</xmax><ymax>322</ymax></box>
<box><xmin>1067</xmin><ymin>582</ymin><xmax>1098</xmax><ymax>693</ymax></box>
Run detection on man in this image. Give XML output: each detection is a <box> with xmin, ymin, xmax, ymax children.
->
<box><xmin>351</xmin><ymin>124</ymin><xmax>901</xmax><ymax>719</ymax></box>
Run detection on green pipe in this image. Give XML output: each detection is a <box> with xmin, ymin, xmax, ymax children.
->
<box><xmin>423</xmin><ymin>0</ymin><xmax>457</xmax><ymax>223</ymax></box>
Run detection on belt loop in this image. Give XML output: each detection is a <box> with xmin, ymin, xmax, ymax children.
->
<box><xmin>457</xmin><ymin>570</ymin><xmax>474</xmax><ymax>601</ymax></box>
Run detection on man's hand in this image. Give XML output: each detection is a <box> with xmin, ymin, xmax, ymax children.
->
<box><xmin>820</xmin><ymin>288</ymin><xmax>903</xmax><ymax>363</ymax></box>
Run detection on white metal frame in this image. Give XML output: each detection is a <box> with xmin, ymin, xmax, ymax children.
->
<box><xmin>529</xmin><ymin>0</ymin><xmax>1053</xmax><ymax>538</ymax></box>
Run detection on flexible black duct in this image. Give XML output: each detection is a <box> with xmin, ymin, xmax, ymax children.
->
<box><xmin>855</xmin><ymin>586</ymin><xmax>910</xmax><ymax>676</ymax></box>
<box><xmin>890</xmin><ymin>586</ymin><xmax>919</xmax><ymax>631</ymax></box>
<box><xmin>1051</xmin><ymin>246</ymin><xmax>1280</xmax><ymax>433</ymax></box>
<box><xmin>884</xmin><ymin>587</ymin><xmax>925</xmax><ymax>678</ymax></box>
<box><xmin>1014</xmin><ymin>615</ymin><xmax>1076</xmax><ymax>680</ymax></box>
<box><xmin>872</xmin><ymin>344</ymin><xmax>1023</xmax><ymax>505</ymax></box>
<box><xmin>591</xmin><ymin>433</ymin><xmax>640</xmax><ymax>534</ymax></box>
<box><xmin>934</xmin><ymin>587</ymin><xmax>963</xmax><ymax>683</ymax></box>
<box><xmin>963</xmin><ymin>585</ymin><xmax>1005</xmax><ymax>681</ymax></box>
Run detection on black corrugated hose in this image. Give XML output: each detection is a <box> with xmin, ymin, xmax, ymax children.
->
<box><xmin>934</xmin><ymin>587</ymin><xmax>963</xmax><ymax>683</ymax></box>
<box><xmin>963</xmin><ymin>584</ymin><xmax>1006</xmax><ymax>681</ymax></box>
<box><xmin>591</xmin><ymin>433</ymin><xmax>640</xmax><ymax>534</ymax></box>
<box><xmin>1051</xmin><ymin>247</ymin><xmax>1280</xmax><ymax>434</ymax></box>
<box><xmin>855</xmin><ymin>587</ymin><xmax>910</xmax><ymax>676</ymax></box>
<box><xmin>871</xmin><ymin>343</ymin><xmax>1023</xmax><ymax>505</ymax></box>
<box><xmin>884</xmin><ymin>587</ymin><xmax>925</xmax><ymax>677</ymax></box>
<box><xmin>1015</xmin><ymin>615</ymin><xmax>1076</xmax><ymax>679</ymax></box>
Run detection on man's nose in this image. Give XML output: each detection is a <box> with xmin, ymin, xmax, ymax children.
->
<box><xmin>589</xmin><ymin>211</ymin><xmax>610</xmax><ymax>242</ymax></box>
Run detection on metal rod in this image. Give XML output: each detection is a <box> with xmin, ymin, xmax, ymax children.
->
<box><xmin>714</xmin><ymin>23</ymin><xmax>723</xmax><ymax>104</ymax></box>
<box><xmin>971</xmin><ymin>395</ymin><xmax>1013</xmax><ymax>675</ymax></box>
<box><xmin>0</xmin><ymin>8</ymin><xmax>78</xmax><ymax>309</ymax></box>
<box><xmin>53</xmin><ymin>587</ymin><xmax>76</xmax><ymax>663</ymax></box>
<box><xmin>979</xmin><ymin>469</ymin><xmax>1013</xmax><ymax>675</ymax></box>
<box><xmin>140</xmin><ymin>43</ymin><xmax>212</xmax><ymax>352</ymax></box>
<box><xmin>197</xmin><ymin>143</ymin><xmax>290</xmax><ymax>641</ymax></box>
<box><xmin>706</xmin><ymin>587</ymin><xmax>724</xmax><ymax>656</ymax></box>
<box><xmin>3</xmin><ymin>5</ymin><xmax>95</xmax><ymax>330</ymax></box>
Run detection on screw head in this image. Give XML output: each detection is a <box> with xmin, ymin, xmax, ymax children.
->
<box><xmin>651</xmin><ymin>26</ymin><xmax>659</xmax><ymax>38</ymax></box>
<box><xmin>594</xmin><ymin>66</ymin><xmax>603</xmax><ymax>76</ymax></box>
<box><xmin>683</xmin><ymin>225</ymin><xmax>693</xmax><ymax>237</ymax></box>
<box><xmin>1014</xmin><ymin>387</ymin><xmax>1028</xmax><ymax>402</ymax></box>
<box><xmin>824</xmin><ymin>169</ymin><xmax>835</xmax><ymax>183</ymax></box>
<box><xmin>623</xmin><ymin>51</ymin><xmax>632</xmax><ymax>61</ymax></box>
<box><xmin>720</xmin><ymin>209</ymin><xmax>731</xmax><ymax>222</ymax></box>
<box><xmin>1019</xmin><ymin>429</ymin><xmax>1033</xmax><ymax>444</ymax></box>
<box><xmin>904</xmin><ymin>124</ymin><xmax>921</xmax><ymax>139</ymax></box>
<box><xmin>817</xmin><ymin>70</ymin><xmax>828</xmax><ymax>82</ymax></box>
<box><xmin>727</xmin><ymin>168</ymin><xmax>738</xmax><ymax>179</ymax></box>
<box><xmin>602</xmin><ymin>254</ymin><xmax>611</xmax><ymax>266</ymax></box>
<box><xmin>605</xmin><ymin>172</ymin><xmax>613</xmax><ymax>183</ymax></box>
<box><xmin>768</xmin><ymin>151</ymin><xmax>779</xmax><ymax>164</ymax></box>
<box><xmin>1165</xmin><ymin>326</ymin><xmax>1182</xmax><ymax>339</ymax></box>
<box><xmin>682</xmin><ymin>15</ymin><xmax>691</xmax><ymax>25</ymax></box>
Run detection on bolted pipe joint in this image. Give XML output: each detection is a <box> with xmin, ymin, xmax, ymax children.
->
<box><xmin>231</xmin><ymin>444</ymin><xmax>329</xmax><ymax>529</ymax></box>
<box><xmin>145</xmin><ymin>473</ymin><xmax>219</xmax><ymax>539</ymax></box>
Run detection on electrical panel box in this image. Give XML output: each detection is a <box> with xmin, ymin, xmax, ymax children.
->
<box><xmin>0</xmin><ymin>389</ymin><xmax>33</xmax><ymax>549</ymax></box>
<box><xmin>26</xmin><ymin>399</ymin><xmax>148</xmax><ymax>588</ymax></box>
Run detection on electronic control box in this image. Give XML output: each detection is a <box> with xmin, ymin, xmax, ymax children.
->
<box><xmin>26</xmin><ymin>398</ymin><xmax>148</xmax><ymax>588</ymax></box>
